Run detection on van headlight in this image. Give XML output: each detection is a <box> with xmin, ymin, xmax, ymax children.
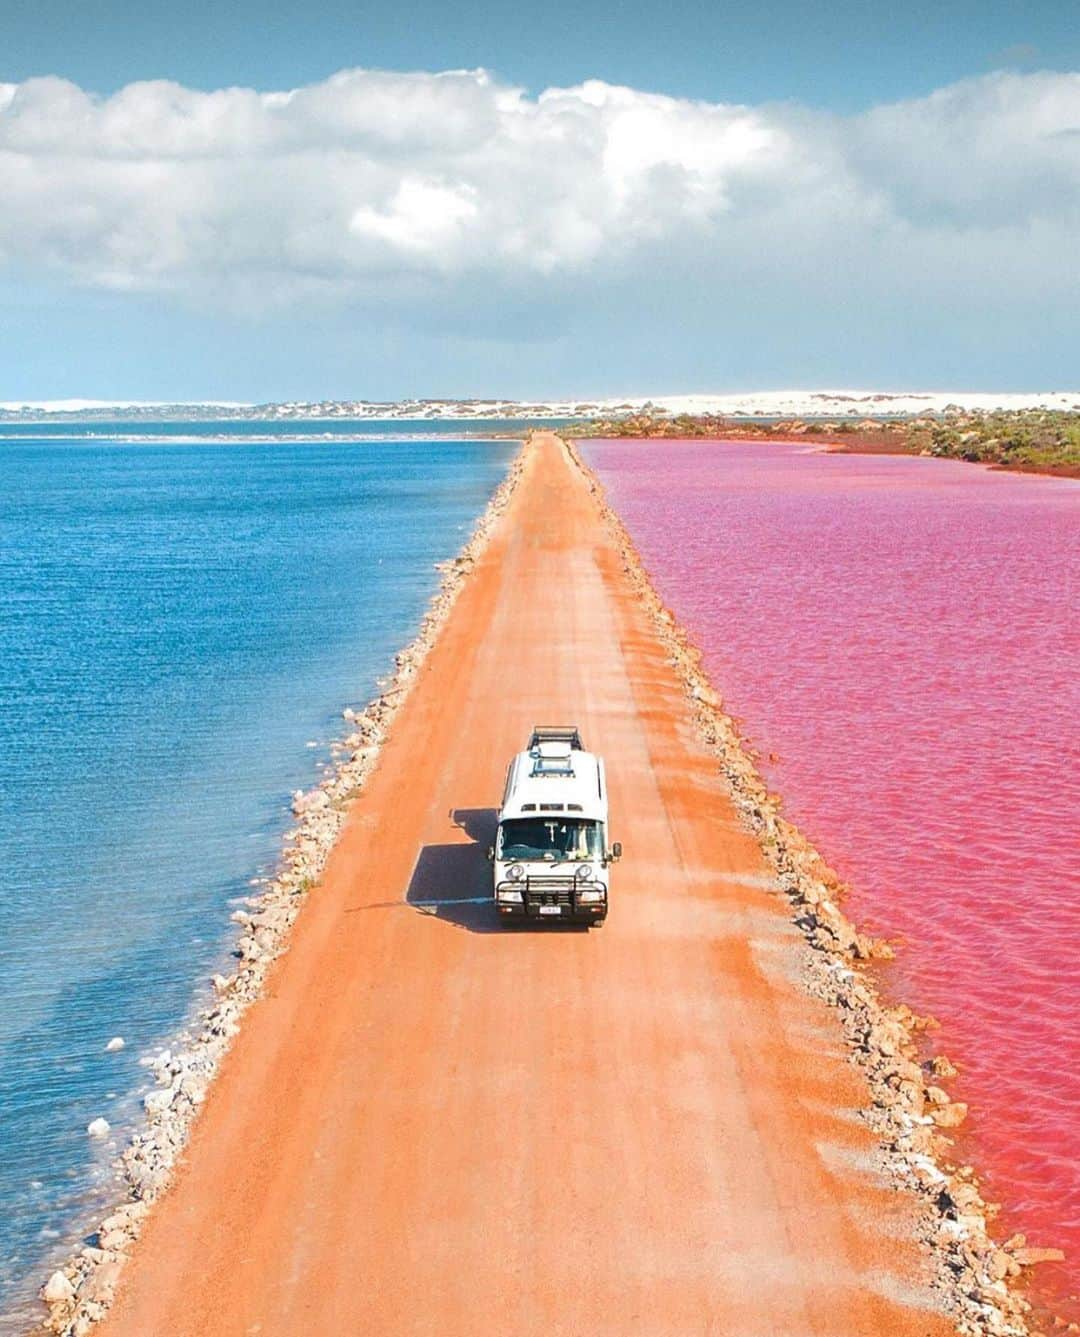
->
<box><xmin>507</xmin><ymin>864</ymin><xmax>524</xmax><ymax>881</ymax></box>
<box><xmin>577</xmin><ymin>887</ymin><xmax>605</xmax><ymax>904</ymax></box>
<box><xmin>498</xmin><ymin>887</ymin><xmax>523</xmax><ymax>903</ymax></box>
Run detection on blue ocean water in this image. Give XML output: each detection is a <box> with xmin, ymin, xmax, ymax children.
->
<box><xmin>0</xmin><ymin>425</ymin><xmax>516</xmax><ymax>1327</ymax></box>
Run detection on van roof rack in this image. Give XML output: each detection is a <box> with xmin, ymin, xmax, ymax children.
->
<box><xmin>528</xmin><ymin>725</ymin><xmax>584</xmax><ymax>752</ymax></box>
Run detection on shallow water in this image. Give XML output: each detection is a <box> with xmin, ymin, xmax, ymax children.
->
<box><xmin>585</xmin><ymin>438</ymin><xmax>1080</xmax><ymax>1316</ymax></box>
<box><xmin>0</xmin><ymin>427</ymin><xmax>514</xmax><ymax>1327</ymax></box>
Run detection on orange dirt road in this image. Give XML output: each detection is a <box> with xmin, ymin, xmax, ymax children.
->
<box><xmin>99</xmin><ymin>435</ymin><xmax>952</xmax><ymax>1337</ymax></box>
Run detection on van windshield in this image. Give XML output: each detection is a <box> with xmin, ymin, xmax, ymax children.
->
<box><xmin>499</xmin><ymin>818</ymin><xmax>603</xmax><ymax>861</ymax></box>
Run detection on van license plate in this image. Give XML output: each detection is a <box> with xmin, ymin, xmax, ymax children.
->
<box><xmin>539</xmin><ymin>905</ymin><xmax>562</xmax><ymax>916</ymax></box>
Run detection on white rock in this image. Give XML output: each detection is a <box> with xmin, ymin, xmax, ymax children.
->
<box><xmin>105</xmin><ymin>1036</ymin><xmax>125</xmax><ymax>1052</ymax></box>
<box><xmin>87</xmin><ymin>1117</ymin><xmax>111</xmax><ymax>1138</ymax></box>
<box><xmin>41</xmin><ymin>1270</ymin><xmax>75</xmax><ymax>1304</ymax></box>
<box><xmin>81</xmin><ymin>1256</ymin><xmax>125</xmax><ymax>1305</ymax></box>
<box><xmin>179</xmin><ymin>1072</ymin><xmax>209</xmax><ymax>1104</ymax></box>
<box><xmin>292</xmin><ymin>788</ymin><xmax>330</xmax><ymax>815</ymax></box>
<box><xmin>143</xmin><ymin>1089</ymin><xmax>173</xmax><ymax>1117</ymax></box>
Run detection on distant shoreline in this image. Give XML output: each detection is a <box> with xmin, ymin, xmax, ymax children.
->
<box><xmin>0</xmin><ymin>428</ymin><xmax>529</xmax><ymax>445</ymax></box>
<box><xmin>569</xmin><ymin>411</ymin><xmax>1080</xmax><ymax>480</ymax></box>
<box><xmin>3</xmin><ymin>388</ymin><xmax>1079</xmax><ymax>425</ymax></box>
<box><xmin>6</xmin><ymin>403</ymin><xmax>1076</xmax><ymax>477</ymax></box>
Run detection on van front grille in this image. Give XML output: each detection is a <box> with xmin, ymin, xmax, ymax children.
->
<box><xmin>524</xmin><ymin>877</ymin><xmax>575</xmax><ymax>908</ymax></box>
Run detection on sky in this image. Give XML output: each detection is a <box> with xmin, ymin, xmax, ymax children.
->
<box><xmin>2</xmin><ymin>0</ymin><xmax>1079</xmax><ymax>400</ymax></box>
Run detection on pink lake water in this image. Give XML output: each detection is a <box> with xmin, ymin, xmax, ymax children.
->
<box><xmin>585</xmin><ymin>438</ymin><xmax>1080</xmax><ymax>1317</ymax></box>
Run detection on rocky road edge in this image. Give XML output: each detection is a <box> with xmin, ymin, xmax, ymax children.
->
<box><xmin>564</xmin><ymin>438</ymin><xmax>1060</xmax><ymax>1337</ymax></box>
<box><xmin>35</xmin><ymin>440</ymin><xmax>529</xmax><ymax>1337</ymax></box>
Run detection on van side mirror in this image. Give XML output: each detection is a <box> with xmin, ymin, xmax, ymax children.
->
<box><xmin>486</xmin><ymin>846</ymin><xmax>495</xmax><ymax>862</ymax></box>
<box><xmin>610</xmin><ymin>842</ymin><xmax>622</xmax><ymax>862</ymax></box>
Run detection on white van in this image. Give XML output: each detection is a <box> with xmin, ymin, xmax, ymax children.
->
<box><xmin>489</xmin><ymin>726</ymin><xmax>621</xmax><ymax>926</ymax></box>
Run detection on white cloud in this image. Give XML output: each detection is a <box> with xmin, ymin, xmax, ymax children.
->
<box><xmin>0</xmin><ymin>67</ymin><xmax>1077</xmax><ymax>319</ymax></box>
<box><xmin>350</xmin><ymin>178</ymin><xmax>478</xmax><ymax>261</ymax></box>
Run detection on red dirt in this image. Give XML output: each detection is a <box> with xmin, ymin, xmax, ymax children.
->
<box><xmin>97</xmin><ymin>434</ymin><xmax>953</xmax><ymax>1337</ymax></box>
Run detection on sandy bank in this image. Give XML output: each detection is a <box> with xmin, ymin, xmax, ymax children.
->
<box><xmin>38</xmin><ymin>433</ymin><xmax>1037</xmax><ymax>1337</ymax></box>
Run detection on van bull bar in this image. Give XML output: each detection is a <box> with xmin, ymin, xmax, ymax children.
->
<box><xmin>495</xmin><ymin>873</ymin><xmax>607</xmax><ymax>921</ymax></box>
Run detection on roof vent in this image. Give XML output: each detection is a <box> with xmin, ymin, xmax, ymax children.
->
<box><xmin>530</xmin><ymin>741</ymin><xmax>575</xmax><ymax>777</ymax></box>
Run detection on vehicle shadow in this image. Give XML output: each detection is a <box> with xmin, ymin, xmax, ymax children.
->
<box><xmin>405</xmin><ymin>808</ymin><xmax>588</xmax><ymax>934</ymax></box>
<box><xmin>404</xmin><ymin>808</ymin><xmax>498</xmax><ymax>933</ymax></box>
<box><xmin>451</xmin><ymin>808</ymin><xmax>499</xmax><ymax>845</ymax></box>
